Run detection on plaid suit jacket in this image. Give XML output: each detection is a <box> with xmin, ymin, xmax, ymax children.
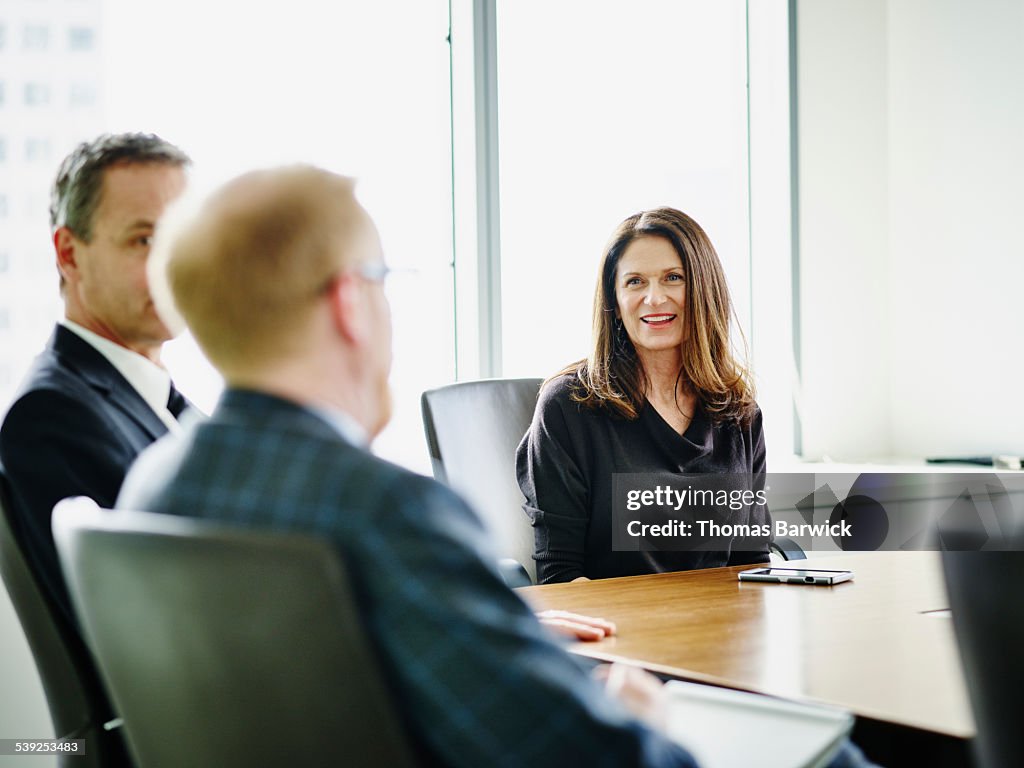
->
<box><xmin>117</xmin><ymin>389</ymin><xmax>697</xmax><ymax>768</ymax></box>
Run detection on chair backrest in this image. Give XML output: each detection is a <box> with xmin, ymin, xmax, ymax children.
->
<box><xmin>942</xmin><ymin>552</ymin><xmax>1024</xmax><ymax>768</ymax></box>
<box><xmin>0</xmin><ymin>472</ymin><xmax>130</xmax><ymax>768</ymax></box>
<box><xmin>421</xmin><ymin>378</ymin><xmax>542</xmax><ymax>583</ymax></box>
<box><xmin>52</xmin><ymin>497</ymin><xmax>419</xmax><ymax>768</ymax></box>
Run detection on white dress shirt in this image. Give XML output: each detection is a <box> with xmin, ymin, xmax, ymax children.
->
<box><xmin>60</xmin><ymin>320</ymin><xmax>180</xmax><ymax>434</ymax></box>
<box><xmin>308</xmin><ymin>404</ymin><xmax>368</xmax><ymax>448</ymax></box>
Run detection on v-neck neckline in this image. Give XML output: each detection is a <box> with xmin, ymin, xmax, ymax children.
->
<box><xmin>642</xmin><ymin>397</ymin><xmax>712</xmax><ymax>461</ymax></box>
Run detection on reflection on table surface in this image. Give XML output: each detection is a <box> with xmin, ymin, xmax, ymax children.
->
<box><xmin>520</xmin><ymin>552</ymin><xmax>974</xmax><ymax>738</ymax></box>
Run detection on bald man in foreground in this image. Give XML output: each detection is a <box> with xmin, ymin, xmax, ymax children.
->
<box><xmin>118</xmin><ymin>166</ymin><xmax>876</xmax><ymax>767</ymax></box>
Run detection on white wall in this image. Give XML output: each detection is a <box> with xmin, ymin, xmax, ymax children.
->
<box><xmin>796</xmin><ymin>0</ymin><xmax>1024</xmax><ymax>461</ymax></box>
<box><xmin>886</xmin><ymin>0</ymin><xmax>1024</xmax><ymax>457</ymax></box>
<box><xmin>797</xmin><ymin>0</ymin><xmax>891</xmax><ymax>461</ymax></box>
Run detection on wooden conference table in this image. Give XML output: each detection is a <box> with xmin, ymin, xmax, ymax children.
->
<box><xmin>519</xmin><ymin>552</ymin><xmax>974</xmax><ymax>740</ymax></box>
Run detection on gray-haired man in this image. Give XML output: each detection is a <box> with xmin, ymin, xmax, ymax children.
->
<box><xmin>0</xmin><ymin>132</ymin><xmax>194</xmax><ymax>623</ymax></box>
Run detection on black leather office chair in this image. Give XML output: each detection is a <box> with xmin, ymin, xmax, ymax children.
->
<box><xmin>943</xmin><ymin>551</ymin><xmax>1024</xmax><ymax>768</ymax></box>
<box><xmin>52</xmin><ymin>498</ymin><xmax>419</xmax><ymax>768</ymax></box>
<box><xmin>421</xmin><ymin>378</ymin><xmax>542</xmax><ymax>586</ymax></box>
<box><xmin>421</xmin><ymin>378</ymin><xmax>805</xmax><ymax>582</ymax></box>
<box><xmin>0</xmin><ymin>472</ymin><xmax>131</xmax><ymax>767</ymax></box>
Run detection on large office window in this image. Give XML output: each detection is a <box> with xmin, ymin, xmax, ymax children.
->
<box><xmin>0</xmin><ymin>2</ymin><xmax>455</xmax><ymax>474</ymax></box>
<box><xmin>106</xmin><ymin>0</ymin><xmax>455</xmax><ymax>473</ymax></box>
<box><xmin>495</xmin><ymin>1</ymin><xmax>752</xmax><ymax>382</ymax></box>
<box><xmin>0</xmin><ymin>0</ymin><xmax>800</xmax><ymax>471</ymax></box>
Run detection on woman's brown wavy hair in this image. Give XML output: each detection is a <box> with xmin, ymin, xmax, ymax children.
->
<box><xmin>553</xmin><ymin>207</ymin><xmax>756</xmax><ymax>425</ymax></box>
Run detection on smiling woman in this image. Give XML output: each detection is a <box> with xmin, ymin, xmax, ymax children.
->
<box><xmin>516</xmin><ymin>207</ymin><xmax>769</xmax><ymax>584</ymax></box>
<box><xmin>616</xmin><ymin>236</ymin><xmax>688</xmax><ymax>362</ymax></box>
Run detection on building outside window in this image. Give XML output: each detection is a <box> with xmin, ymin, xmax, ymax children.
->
<box><xmin>69</xmin><ymin>83</ymin><xmax>95</xmax><ymax>107</ymax></box>
<box><xmin>3</xmin><ymin>0</ymin><xmax>453</xmax><ymax>474</ymax></box>
<box><xmin>24</xmin><ymin>138</ymin><xmax>51</xmax><ymax>163</ymax></box>
<box><xmin>24</xmin><ymin>82</ymin><xmax>50</xmax><ymax>106</ymax></box>
<box><xmin>68</xmin><ymin>26</ymin><xmax>94</xmax><ymax>50</ymax></box>
<box><xmin>22</xmin><ymin>24</ymin><xmax>49</xmax><ymax>50</ymax></box>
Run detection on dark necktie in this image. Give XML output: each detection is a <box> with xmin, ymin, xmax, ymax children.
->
<box><xmin>167</xmin><ymin>383</ymin><xmax>188</xmax><ymax>419</ymax></box>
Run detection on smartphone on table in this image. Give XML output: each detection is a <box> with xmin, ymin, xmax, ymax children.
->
<box><xmin>738</xmin><ymin>567</ymin><xmax>854</xmax><ymax>586</ymax></box>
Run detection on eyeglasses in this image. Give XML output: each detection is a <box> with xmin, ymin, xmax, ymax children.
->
<box><xmin>318</xmin><ymin>262</ymin><xmax>388</xmax><ymax>295</ymax></box>
<box><xmin>354</xmin><ymin>262</ymin><xmax>391</xmax><ymax>284</ymax></box>
<box><xmin>355</xmin><ymin>264</ymin><xmax>422</xmax><ymax>285</ymax></box>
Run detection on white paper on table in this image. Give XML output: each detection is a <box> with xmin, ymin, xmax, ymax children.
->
<box><xmin>665</xmin><ymin>680</ymin><xmax>853</xmax><ymax>768</ymax></box>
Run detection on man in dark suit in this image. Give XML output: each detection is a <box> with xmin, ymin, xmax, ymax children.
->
<box><xmin>0</xmin><ymin>133</ymin><xmax>193</xmax><ymax>623</ymax></box>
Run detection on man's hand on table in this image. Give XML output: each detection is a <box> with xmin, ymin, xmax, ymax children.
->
<box><xmin>595</xmin><ymin>661</ymin><xmax>669</xmax><ymax>730</ymax></box>
<box><xmin>536</xmin><ymin>609</ymin><xmax>616</xmax><ymax>641</ymax></box>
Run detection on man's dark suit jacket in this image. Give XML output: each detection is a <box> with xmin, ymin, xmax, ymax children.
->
<box><xmin>116</xmin><ymin>389</ymin><xmax>698</xmax><ymax>768</ymax></box>
<box><xmin>0</xmin><ymin>324</ymin><xmax>186</xmax><ymax>624</ymax></box>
